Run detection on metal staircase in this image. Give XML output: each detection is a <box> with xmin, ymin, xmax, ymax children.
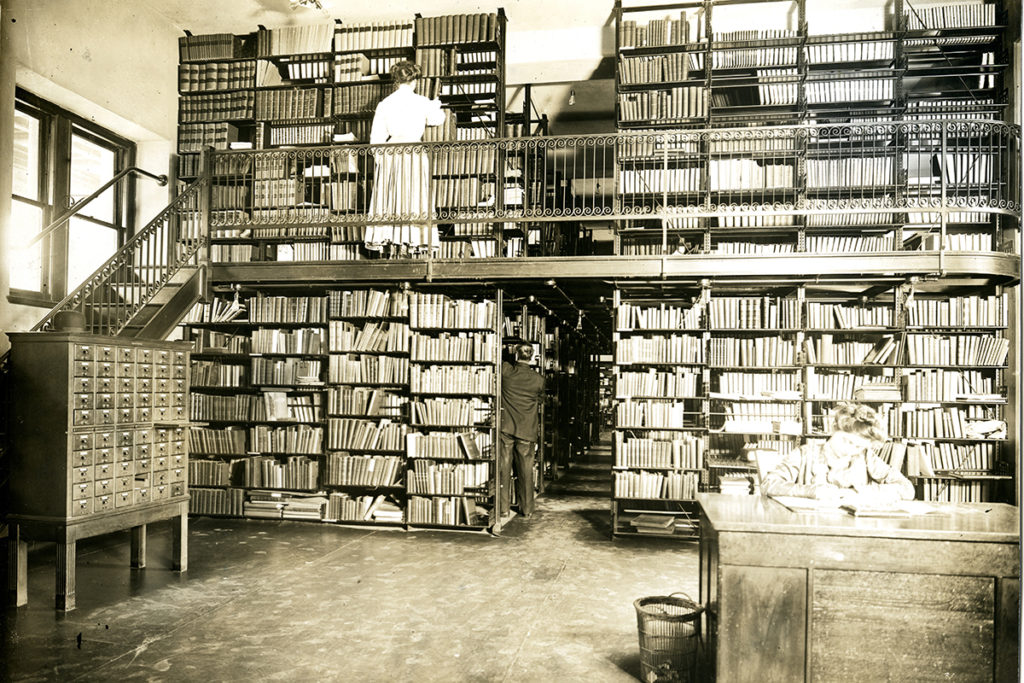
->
<box><xmin>32</xmin><ymin>176</ymin><xmax>210</xmax><ymax>339</ymax></box>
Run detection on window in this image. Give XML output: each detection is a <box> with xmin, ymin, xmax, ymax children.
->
<box><xmin>8</xmin><ymin>89</ymin><xmax>136</xmax><ymax>306</ymax></box>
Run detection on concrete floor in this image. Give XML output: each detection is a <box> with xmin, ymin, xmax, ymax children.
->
<box><xmin>2</xmin><ymin>442</ymin><xmax>700</xmax><ymax>682</ymax></box>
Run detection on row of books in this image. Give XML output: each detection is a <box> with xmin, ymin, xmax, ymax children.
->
<box><xmin>406</xmin><ymin>431</ymin><xmax>487</xmax><ymax>460</ymax></box>
<box><xmin>901</xmin><ymin>405</ymin><xmax>997</xmax><ymax>440</ymax></box>
<box><xmin>189</xmin><ymin>459</ymin><xmax>231</xmax><ymax>487</ymax></box>
<box><xmin>619</xmin><ymin>168</ymin><xmax>700</xmax><ymax>195</ymax></box>
<box><xmin>328</xmin><ymin>353</ymin><xmax>408</xmax><ymax>385</ymax></box>
<box><xmin>191</xmin><ymin>360</ymin><xmax>246</xmax><ymax>388</ymax></box>
<box><xmin>708</xmin><ymin>159</ymin><xmax>794</xmax><ymax>192</ymax></box>
<box><xmin>616</xmin><ymin>335</ymin><xmax>704</xmax><ymax>365</ymax></box>
<box><xmin>327</xmin><ymin>386</ymin><xmax>405</xmax><ymax>417</ymax></box>
<box><xmin>406</xmin><ymin>495</ymin><xmax>482</xmax><ymax>526</ymax></box>
<box><xmin>410</xmin><ymin>365</ymin><xmax>494</xmax><ymax>395</ymax></box>
<box><xmin>332</xmin><ymin>82</ymin><xmax>389</xmax><ymax>114</ymax></box>
<box><xmin>715</xmin><ymin>371</ymin><xmax>799</xmax><ymax>397</ymax></box>
<box><xmin>615</xmin><ymin>434</ymin><xmax>704</xmax><ymax>470</ymax></box>
<box><xmin>614</xmin><ymin>470</ymin><xmax>700</xmax><ymax>500</ymax></box>
<box><xmin>807</xmin><ymin>41</ymin><xmax>894</xmax><ymax>64</ymax></box>
<box><xmin>191</xmin><ymin>393</ymin><xmax>260</xmax><ymax>422</ymax></box>
<box><xmin>414</xmin><ymin>13</ymin><xmax>501</xmax><ymax>47</ymax></box>
<box><xmin>407</xmin><ymin>460</ymin><xmax>490</xmax><ymax>495</ymax></box>
<box><xmin>713</xmin><ymin>47</ymin><xmax>798</xmax><ymax>69</ymax></box>
<box><xmin>432</xmin><ymin>147</ymin><xmax>498</xmax><ymax>176</ymax></box>
<box><xmin>619</xmin><ymin>11</ymin><xmax>706</xmax><ymax>49</ymax></box>
<box><xmin>617</xmin><ymin>400</ymin><xmax>692</xmax><ymax>429</ymax></box>
<box><xmin>255</xmin><ymin>88</ymin><xmax>328</xmax><ymax>120</ymax></box>
<box><xmin>410</xmin><ymin>332</ymin><xmax>497</xmax><ymax>363</ymax></box>
<box><xmin>241</xmin><ymin>455</ymin><xmax>320</xmax><ymax>491</ymax></box>
<box><xmin>248</xmin><ymin>295</ymin><xmax>328</xmax><ymax>324</ymax></box>
<box><xmin>432</xmin><ymin>177</ymin><xmax>494</xmax><ymax>209</ymax></box>
<box><xmin>328</xmin><ymin>320</ymin><xmax>410</xmax><ymax>353</ymax></box>
<box><xmin>807</xmin><ymin>303</ymin><xmax>893</xmax><ymax>329</ymax></box>
<box><xmin>904</xmin><ymin>3</ymin><xmax>996</xmax><ymax>30</ymax></box>
<box><xmin>617</xmin><ymin>302</ymin><xmax>704</xmax><ymax>331</ymax></box>
<box><xmin>905</xmin><ymin>232</ymin><xmax>994</xmax><ymax>252</ymax></box>
<box><xmin>619</xmin><ymin>87</ymin><xmax>709</xmax><ymax>122</ymax></box>
<box><xmin>189</xmin><ymin>487</ymin><xmax>246</xmax><ymax>517</ymax></box>
<box><xmin>905</xmin><ymin>334</ymin><xmax>1009</xmax><ymax>366</ymax></box>
<box><xmin>806</xmin><ymin>78</ymin><xmax>894</xmax><ymax>103</ymax></box>
<box><xmin>411</xmin><ymin>397</ymin><xmax>491</xmax><ymax>426</ymax></box>
<box><xmin>708</xmin><ymin>337</ymin><xmax>797</xmax><ymax>367</ymax></box>
<box><xmin>262</xmin><ymin>392</ymin><xmax>322</xmax><ymax>422</ymax></box>
<box><xmin>718</xmin><ymin>402</ymin><xmax>801</xmax><ymax>422</ymax></box>
<box><xmin>329</xmin><ymin>288</ymin><xmax>409</xmax><ymax>318</ymax></box>
<box><xmin>408</xmin><ymin>293</ymin><xmax>496</xmax><ymax>329</ymax></box>
<box><xmin>616</xmin><ymin>369</ymin><xmax>700</xmax><ymax>400</ymax></box>
<box><xmin>325</xmin><ymin>493</ymin><xmax>404</xmax><ymax>523</ymax></box>
<box><xmin>804</xmin><ymin>335</ymin><xmax>902</xmax><ymax>365</ymax></box>
<box><xmin>619</xmin><ymin>53</ymin><xmax>696</xmax><ymax>85</ymax></box>
<box><xmin>251</xmin><ymin>328</ymin><xmax>326</xmax><ymax>355</ymax></box>
<box><xmin>178</xmin><ymin>123</ymin><xmax>242</xmax><ymax>152</ymax></box>
<box><xmin>322</xmin><ymin>453</ymin><xmax>403</xmax><ymax>487</ymax></box>
<box><xmin>712</xmin><ymin>242</ymin><xmax>793</xmax><ymax>254</ymax></box>
<box><xmin>903</xmin><ymin>369</ymin><xmax>996</xmax><ymax>403</ymax></box>
<box><xmin>250</xmin><ymin>357</ymin><xmax>323</xmax><ymax>386</ymax></box>
<box><xmin>190</xmin><ymin>427</ymin><xmax>247</xmax><ymax>455</ymax></box>
<box><xmin>416</xmin><ymin>48</ymin><xmax>497</xmax><ymax>77</ymax></box>
<box><xmin>211</xmin><ymin>185</ymin><xmax>251</xmax><ymax>210</ymax></box>
<box><xmin>708</xmin><ymin>297</ymin><xmax>801</xmax><ymax>329</ymax></box>
<box><xmin>328</xmin><ymin>418</ymin><xmax>406</xmax><ymax>451</ymax></box>
<box><xmin>918</xmin><ymin>478</ymin><xmax>991</xmax><ymax>503</ymax></box>
<box><xmin>257</xmin><ymin>24</ymin><xmax>334</xmax><ymax>57</ymax></box>
<box><xmin>249</xmin><ymin>424</ymin><xmax>323</xmax><ymax>454</ymax></box>
<box><xmin>911</xmin><ymin>441</ymin><xmax>998</xmax><ymax>474</ymax></box>
<box><xmin>179</xmin><ymin>33</ymin><xmax>243</xmax><ymax>62</ymax></box>
<box><xmin>179</xmin><ymin>61</ymin><xmax>256</xmax><ymax>93</ymax></box>
<box><xmin>755</xmin><ymin>72</ymin><xmax>799</xmax><ymax>106</ymax></box>
<box><xmin>806</xmin><ymin>369</ymin><xmax>893</xmax><ymax>401</ymax></box>
<box><xmin>807</xmin><ymin>157</ymin><xmax>894</xmax><ymax>189</ymax></box>
<box><xmin>335</xmin><ymin>21</ymin><xmax>414</xmax><ymax>53</ymax></box>
<box><xmin>180</xmin><ymin>92</ymin><xmax>255</xmax><ymax>123</ymax></box>
<box><xmin>805</xmin><ymin>235</ymin><xmax>896</xmax><ymax>253</ymax></box>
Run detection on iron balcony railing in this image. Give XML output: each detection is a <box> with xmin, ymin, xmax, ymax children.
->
<box><xmin>202</xmin><ymin>119</ymin><xmax>1020</xmax><ymax>259</ymax></box>
<box><xmin>33</xmin><ymin>177</ymin><xmax>209</xmax><ymax>334</ymax></box>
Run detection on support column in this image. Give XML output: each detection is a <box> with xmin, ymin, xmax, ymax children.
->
<box><xmin>130</xmin><ymin>524</ymin><xmax>147</xmax><ymax>569</ymax></box>
<box><xmin>171</xmin><ymin>510</ymin><xmax>188</xmax><ymax>572</ymax></box>
<box><xmin>8</xmin><ymin>524</ymin><xmax>27</xmax><ymax>607</ymax></box>
<box><xmin>55</xmin><ymin>540</ymin><xmax>76</xmax><ymax>612</ymax></box>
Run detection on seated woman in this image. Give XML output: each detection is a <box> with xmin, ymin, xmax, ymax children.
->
<box><xmin>762</xmin><ymin>402</ymin><xmax>914</xmax><ymax>503</ymax></box>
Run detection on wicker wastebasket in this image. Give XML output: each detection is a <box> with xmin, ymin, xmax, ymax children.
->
<box><xmin>634</xmin><ymin>593</ymin><xmax>703</xmax><ymax>683</ymax></box>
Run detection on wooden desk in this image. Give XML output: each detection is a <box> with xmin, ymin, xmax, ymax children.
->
<box><xmin>697</xmin><ymin>493</ymin><xmax>1019</xmax><ymax>682</ymax></box>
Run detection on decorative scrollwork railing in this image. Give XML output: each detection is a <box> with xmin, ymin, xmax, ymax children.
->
<box><xmin>204</xmin><ymin>120</ymin><xmax>1019</xmax><ymax>230</ymax></box>
<box><xmin>33</xmin><ymin>177</ymin><xmax>209</xmax><ymax>335</ymax></box>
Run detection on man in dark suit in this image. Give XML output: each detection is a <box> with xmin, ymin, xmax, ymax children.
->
<box><xmin>499</xmin><ymin>342</ymin><xmax>545</xmax><ymax>519</ymax></box>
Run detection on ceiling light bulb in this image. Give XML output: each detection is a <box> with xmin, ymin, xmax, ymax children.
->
<box><xmin>568</xmin><ymin>88</ymin><xmax>576</xmax><ymax>106</ymax></box>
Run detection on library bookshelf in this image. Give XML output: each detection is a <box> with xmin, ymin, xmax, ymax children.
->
<box><xmin>180</xmin><ymin>286</ymin><xmax>516</xmax><ymax>533</ymax></box>
<box><xmin>611</xmin><ymin>281</ymin><xmax>1013</xmax><ymax>539</ymax></box>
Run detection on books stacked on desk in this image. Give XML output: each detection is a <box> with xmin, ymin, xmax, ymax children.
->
<box><xmin>719</xmin><ymin>473</ymin><xmax>753</xmax><ymax>496</ymax></box>
<box><xmin>630</xmin><ymin>514</ymin><xmax>676</xmax><ymax>535</ymax></box>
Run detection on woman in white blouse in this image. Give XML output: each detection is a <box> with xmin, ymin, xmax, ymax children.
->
<box><xmin>366</xmin><ymin>61</ymin><xmax>446</xmax><ymax>256</ymax></box>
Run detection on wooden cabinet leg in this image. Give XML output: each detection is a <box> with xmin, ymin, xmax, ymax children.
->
<box><xmin>8</xmin><ymin>524</ymin><xmax>28</xmax><ymax>607</ymax></box>
<box><xmin>55</xmin><ymin>540</ymin><xmax>76</xmax><ymax>612</ymax></box>
<box><xmin>171</xmin><ymin>512</ymin><xmax>187</xmax><ymax>572</ymax></box>
<box><xmin>130</xmin><ymin>524</ymin><xmax>147</xmax><ymax>568</ymax></box>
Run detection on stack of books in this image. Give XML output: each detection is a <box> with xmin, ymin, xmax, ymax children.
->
<box><xmin>719</xmin><ymin>474</ymin><xmax>753</xmax><ymax>496</ymax></box>
<box><xmin>629</xmin><ymin>514</ymin><xmax>676</xmax><ymax>535</ymax></box>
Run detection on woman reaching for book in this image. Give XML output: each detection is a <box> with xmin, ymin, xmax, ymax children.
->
<box><xmin>366</xmin><ymin>60</ymin><xmax>446</xmax><ymax>257</ymax></box>
<box><xmin>762</xmin><ymin>402</ymin><xmax>914</xmax><ymax>504</ymax></box>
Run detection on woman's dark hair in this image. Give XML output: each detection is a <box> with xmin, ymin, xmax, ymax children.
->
<box><xmin>391</xmin><ymin>60</ymin><xmax>422</xmax><ymax>85</ymax></box>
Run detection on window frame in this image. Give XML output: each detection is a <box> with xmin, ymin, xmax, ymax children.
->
<box><xmin>8</xmin><ymin>88</ymin><xmax>137</xmax><ymax>308</ymax></box>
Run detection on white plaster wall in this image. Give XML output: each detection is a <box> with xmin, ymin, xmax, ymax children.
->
<box><xmin>0</xmin><ymin>0</ymin><xmax>182</xmax><ymax>351</ymax></box>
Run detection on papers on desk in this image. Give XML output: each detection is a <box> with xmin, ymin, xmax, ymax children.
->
<box><xmin>769</xmin><ymin>494</ymin><xmax>951</xmax><ymax>518</ymax></box>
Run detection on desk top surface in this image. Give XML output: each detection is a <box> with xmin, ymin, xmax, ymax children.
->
<box><xmin>697</xmin><ymin>493</ymin><xmax>1020</xmax><ymax>543</ymax></box>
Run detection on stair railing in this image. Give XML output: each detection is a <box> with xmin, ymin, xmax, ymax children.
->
<box><xmin>32</xmin><ymin>176</ymin><xmax>209</xmax><ymax>335</ymax></box>
<box><xmin>25</xmin><ymin>167</ymin><xmax>168</xmax><ymax>248</ymax></box>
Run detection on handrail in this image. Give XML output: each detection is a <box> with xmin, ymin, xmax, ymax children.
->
<box><xmin>26</xmin><ymin>166</ymin><xmax>168</xmax><ymax>247</ymax></box>
<box><xmin>33</xmin><ymin>176</ymin><xmax>208</xmax><ymax>334</ymax></box>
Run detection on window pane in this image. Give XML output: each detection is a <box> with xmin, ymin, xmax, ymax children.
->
<box><xmin>71</xmin><ymin>132</ymin><xmax>116</xmax><ymax>223</ymax></box>
<box><xmin>9</xmin><ymin>200</ymin><xmax>44</xmax><ymax>291</ymax></box>
<box><xmin>13</xmin><ymin>108</ymin><xmax>41</xmax><ymax>200</ymax></box>
<box><xmin>67</xmin><ymin>217</ymin><xmax>118</xmax><ymax>291</ymax></box>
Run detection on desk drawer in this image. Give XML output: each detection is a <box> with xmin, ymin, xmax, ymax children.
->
<box><xmin>72</xmin><ymin>498</ymin><xmax>93</xmax><ymax>517</ymax></box>
<box><xmin>72</xmin><ymin>466</ymin><xmax>93</xmax><ymax>484</ymax></box>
